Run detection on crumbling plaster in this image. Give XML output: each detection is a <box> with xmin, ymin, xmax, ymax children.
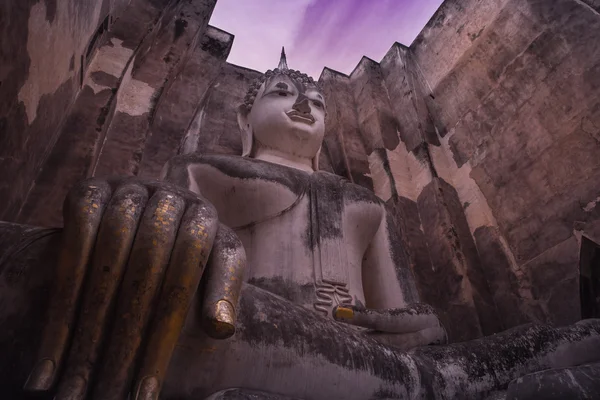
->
<box><xmin>18</xmin><ymin>0</ymin><xmax>104</xmax><ymax>124</ymax></box>
<box><xmin>85</xmin><ymin>38</ymin><xmax>134</xmax><ymax>95</ymax></box>
<box><xmin>415</xmin><ymin>0</ymin><xmax>600</xmax><ymax>263</ymax></box>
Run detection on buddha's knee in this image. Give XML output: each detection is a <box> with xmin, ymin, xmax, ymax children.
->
<box><xmin>505</xmin><ymin>362</ymin><xmax>600</xmax><ymax>400</ymax></box>
<box><xmin>366</xmin><ymin>325</ymin><xmax>448</xmax><ymax>350</ymax></box>
<box><xmin>204</xmin><ymin>388</ymin><xmax>303</xmax><ymax>400</ymax></box>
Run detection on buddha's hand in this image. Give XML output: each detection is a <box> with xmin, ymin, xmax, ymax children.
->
<box><xmin>23</xmin><ymin>178</ymin><xmax>246</xmax><ymax>400</ymax></box>
<box><xmin>333</xmin><ymin>303</ymin><xmax>448</xmax><ymax>349</ymax></box>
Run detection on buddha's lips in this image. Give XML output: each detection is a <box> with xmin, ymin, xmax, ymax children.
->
<box><xmin>286</xmin><ymin>110</ymin><xmax>315</xmax><ymax>125</ymax></box>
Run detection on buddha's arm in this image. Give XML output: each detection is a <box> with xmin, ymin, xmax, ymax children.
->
<box><xmin>360</xmin><ymin>205</ymin><xmax>419</xmax><ymax>309</ymax></box>
<box><xmin>335</xmin><ymin>205</ymin><xmax>447</xmax><ymax>347</ymax></box>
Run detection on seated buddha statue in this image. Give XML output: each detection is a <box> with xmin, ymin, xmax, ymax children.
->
<box><xmin>1</xmin><ymin>51</ymin><xmax>599</xmax><ymax>400</ymax></box>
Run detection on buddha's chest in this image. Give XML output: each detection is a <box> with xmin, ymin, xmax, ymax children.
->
<box><xmin>184</xmin><ymin>159</ymin><xmax>383</xmax><ymax>312</ymax></box>
<box><xmin>186</xmin><ymin>159</ymin><xmax>382</xmax><ymax>250</ymax></box>
<box><xmin>234</xmin><ymin>196</ymin><xmax>381</xmax><ymax>315</ymax></box>
<box><xmin>234</xmin><ymin>195</ymin><xmax>380</xmax><ymax>272</ymax></box>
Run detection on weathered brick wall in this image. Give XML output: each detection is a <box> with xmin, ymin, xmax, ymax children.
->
<box><xmin>318</xmin><ymin>69</ymin><xmax>369</xmax><ymax>185</ymax></box>
<box><xmin>138</xmin><ymin>26</ymin><xmax>238</xmax><ymax>179</ymax></box>
<box><xmin>13</xmin><ymin>0</ymin><xmax>222</xmax><ymax>227</ymax></box>
<box><xmin>0</xmin><ymin>0</ymin><xmax>131</xmax><ymax>221</ymax></box>
<box><xmin>192</xmin><ymin>63</ymin><xmax>261</xmax><ymax>157</ymax></box>
<box><xmin>419</xmin><ymin>0</ymin><xmax>600</xmax><ymax>327</ymax></box>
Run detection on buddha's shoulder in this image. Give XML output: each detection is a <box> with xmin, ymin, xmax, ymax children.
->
<box><xmin>166</xmin><ymin>155</ymin><xmax>383</xmax><ymax>205</ymax></box>
<box><xmin>165</xmin><ymin>154</ymin><xmax>309</xmax><ymax>195</ymax></box>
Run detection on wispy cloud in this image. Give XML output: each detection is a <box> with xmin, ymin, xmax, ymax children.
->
<box><xmin>209</xmin><ymin>0</ymin><xmax>313</xmax><ymax>70</ymax></box>
<box><xmin>210</xmin><ymin>0</ymin><xmax>443</xmax><ymax>78</ymax></box>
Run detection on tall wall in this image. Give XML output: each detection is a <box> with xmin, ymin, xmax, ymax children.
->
<box><xmin>7</xmin><ymin>0</ymin><xmax>226</xmax><ymax>227</ymax></box>
<box><xmin>2</xmin><ymin>0</ymin><xmax>599</xmax><ymax>342</ymax></box>
<box><xmin>415</xmin><ymin>0</ymin><xmax>600</xmax><ymax>328</ymax></box>
<box><xmin>0</xmin><ymin>0</ymin><xmax>130</xmax><ymax>221</ymax></box>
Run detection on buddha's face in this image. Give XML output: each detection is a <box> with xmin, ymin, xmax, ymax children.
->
<box><xmin>245</xmin><ymin>74</ymin><xmax>326</xmax><ymax>160</ymax></box>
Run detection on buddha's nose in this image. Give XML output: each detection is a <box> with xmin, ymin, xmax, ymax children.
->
<box><xmin>292</xmin><ymin>94</ymin><xmax>311</xmax><ymax>114</ymax></box>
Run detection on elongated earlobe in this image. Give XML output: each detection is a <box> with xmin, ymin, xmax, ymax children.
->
<box><xmin>237</xmin><ymin>108</ymin><xmax>254</xmax><ymax>157</ymax></box>
<box><xmin>312</xmin><ymin>146</ymin><xmax>321</xmax><ymax>171</ymax></box>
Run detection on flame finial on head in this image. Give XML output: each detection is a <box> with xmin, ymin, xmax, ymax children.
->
<box><xmin>278</xmin><ymin>47</ymin><xmax>288</xmax><ymax>71</ymax></box>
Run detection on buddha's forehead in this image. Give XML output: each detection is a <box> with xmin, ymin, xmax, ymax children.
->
<box><xmin>262</xmin><ymin>74</ymin><xmax>325</xmax><ymax>100</ymax></box>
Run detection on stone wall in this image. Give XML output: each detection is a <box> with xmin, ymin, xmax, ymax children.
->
<box><xmin>0</xmin><ymin>0</ymin><xmax>130</xmax><ymax>222</ymax></box>
<box><xmin>9</xmin><ymin>0</ymin><xmax>225</xmax><ymax>227</ymax></box>
<box><xmin>318</xmin><ymin>69</ymin><xmax>367</xmax><ymax>184</ymax></box>
<box><xmin>419</xmin><ymin>0</ymin><xmax>600</xmax><ymax>328</ymax></box>
<box><xmin>2</xmin><ymin>0</ymin><xmax>599</xmax><ymax>342</ymax></box>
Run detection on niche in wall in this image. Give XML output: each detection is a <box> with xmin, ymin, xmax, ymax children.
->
<box><xmin>80</xmin><ymin>14</ymin><xmax>111</xmax><ymax>86</ymax></box>
<box><xmin>580</xmin><ymin>236</ymin><xmax>600</xmax><ymax>318</ymax></box>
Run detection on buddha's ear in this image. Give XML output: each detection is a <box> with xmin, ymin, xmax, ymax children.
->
<box><xmin>312</xmin><ymin>146</ymin><xmax>321</xmax><ymax>171</ymax></box>
<box><xmin>237</xmin><ymin>107</ymin><xmax>253</xmax><ymax>157</ymax></box>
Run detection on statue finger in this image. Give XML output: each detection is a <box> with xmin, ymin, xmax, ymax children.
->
<box><xmin>132</xmin><ymin>202</ymin><xmax>218</xmax><ymax>400</ymax></box>
<box><xmin>24</xmin><ymin>180</ymin><xmax>112</xmax><ymax>392</ymax></box>
<box><xmin>201</xmin><ymin>224</ymin><xmax>246</xmax><ymax>339</ymax></box>
<box><xmin>54</xmin><ymin>184</ymin><xmax>149</xmax><ymax>400</ymax></box>
<box><xmin>333</xmin><ymin>303</ymin><xmax>441</xmax><ymax>334</ymax></box>
<box><xmin>91</xmin><ymin>191</ymin><xmax>185</xmax><ymax>400</ymax></box>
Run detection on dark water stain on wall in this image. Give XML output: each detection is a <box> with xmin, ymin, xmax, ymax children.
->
<box><xmin>44</xmin><ymin>0</ymin><xmax>57</xmax><ymax>23</ymax></box>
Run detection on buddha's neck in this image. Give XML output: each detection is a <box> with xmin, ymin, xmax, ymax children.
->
<box><xmin>254</xmin><ymin>146</ymin><xmax>314</xmax><ymax>173</ymax></box>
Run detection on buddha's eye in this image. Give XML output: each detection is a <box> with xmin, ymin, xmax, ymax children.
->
<box><xmin>312</xmin><ymin>100</ymin><xmax>324</xmax><ymax>109</ymax></box>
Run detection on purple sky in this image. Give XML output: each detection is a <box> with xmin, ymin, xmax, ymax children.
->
<box><xmin>209</xmin><ymin>0</ymin><xmax>444</xmax><ymax>79</ymax></box>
